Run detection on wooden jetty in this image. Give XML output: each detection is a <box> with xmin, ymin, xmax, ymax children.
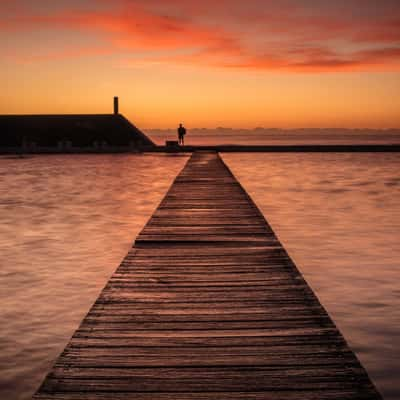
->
<box><xmin>33</xmin><ymin>151</ymin><xmax>382</xmax><ymax>400</ymax></box>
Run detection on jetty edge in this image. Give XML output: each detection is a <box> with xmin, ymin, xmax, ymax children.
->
<box><xmin>33</xmin><ymin>151</ymin><xmax>382</xmax><ymax>399</ymax></box>
<box><xmin>157</xmin><ymin>143</ymin><xmax>400</xmax><ymax>152</ymax></box>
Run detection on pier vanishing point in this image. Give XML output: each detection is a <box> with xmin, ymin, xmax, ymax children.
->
<box><xmin>33</xmin><ymin>151</ymin><xmax>382</xmax><ymax>400</ymax></box>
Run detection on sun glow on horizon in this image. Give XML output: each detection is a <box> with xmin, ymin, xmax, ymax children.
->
<box><xmin>1</xmin><ymin>0</ymin><xmax>400</xmax><ymax>129</ymax></box>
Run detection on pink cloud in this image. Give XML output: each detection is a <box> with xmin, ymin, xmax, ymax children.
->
<box><xmin>1</xmin><ymin>0</ymin><xmax>400</xmax><ymax>72</ymax></box>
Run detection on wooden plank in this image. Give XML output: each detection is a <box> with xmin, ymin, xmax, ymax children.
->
<box><xmin>33</xmin><ymin>151</ymin><xmax>382</xmax><ymax>400</ymax></box>
<box><xmin>31</xmin><ymin>391</ymin><xmax>380</xmax><ymax>400</ymax></box>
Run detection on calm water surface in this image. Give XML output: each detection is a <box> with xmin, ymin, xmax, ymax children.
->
<box><xmin>223</xmin><ymin>153</ymin><xmax>400</xmax><ymax>400</ymax></box>
<box><xmin>0</xmin><ymin>154</ymin><xmax>189</xmax><ymax>400</ymax></box>
<box><xmin>0</xmin><ymin>152</ymin><xmax>399</xmax><ymax>399</ymax></box>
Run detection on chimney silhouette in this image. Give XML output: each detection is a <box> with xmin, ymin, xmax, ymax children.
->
<box><xmin>114</xmin><ymin>97</ymin><xmax>119</xmax><ymax>114</ymax></box>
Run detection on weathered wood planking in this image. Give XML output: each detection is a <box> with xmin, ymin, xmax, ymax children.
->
<box><xmin>33</xmin><ymin>151</ymin><xmax>382</xmax><ymax>400</ymax></box>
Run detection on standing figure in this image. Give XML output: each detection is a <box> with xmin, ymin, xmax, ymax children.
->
<box><xmin>178</xmin><ymin>123</ymin><xmax>186</xmax><ymax>146</ymax></box>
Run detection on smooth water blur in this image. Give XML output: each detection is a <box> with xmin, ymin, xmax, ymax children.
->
<box><xmin>148</xmin><ymin>129</ymin><xmax>400</xmax><ymax>146</ymax></box>
<box><xmin>222</xmin><ymin>153</ymin><xmax>400</xmax><ymax>400</ymax></box>
<box><xmin>0</xmin><ymin>152</ymin><xmax>399</xmax><ymax>400</ymax></box>
<box><xmin>0</xmin><ymin>154</ymin><xmax>189</xmax><ymax>400</ymax></box>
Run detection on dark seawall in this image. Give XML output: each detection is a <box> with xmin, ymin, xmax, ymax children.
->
<box><xmin>154</xmin><ymin>144</ymin><xmax>400</xmax><ymax>153</ymax></box>
<box><xmin>2</xmin><ymin>144</ymin><xmax>399</xmax><ymax>154</ymax></box>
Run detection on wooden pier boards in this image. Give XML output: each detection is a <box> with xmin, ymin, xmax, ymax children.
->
<box><xmin>33</xmin><ymin>151</ymin><xmax>382</xmax><ymax>400</ymax></box>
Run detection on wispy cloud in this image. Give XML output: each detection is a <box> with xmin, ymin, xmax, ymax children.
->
<box><xmin>1</xmin><ymin>0</ymin><xmax>400</xmax><ymax>72</ymax></box>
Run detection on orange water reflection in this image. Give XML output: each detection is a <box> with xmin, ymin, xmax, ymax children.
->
<box><xmin>222</xmin><ymin>152</ymin><xmax>400</xmax><ymax>400</ymax></box>
<box><xmin>0</xmin><ymin>153</ymin><xmax>189</xmax><ymax>400</ymax></box>
<box><xmin>0</xmin><ymin>152</ymin><xmax>399</xmax><ymax>399</ymax></box>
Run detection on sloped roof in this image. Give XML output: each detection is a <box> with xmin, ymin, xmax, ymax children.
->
<box><xmin>0</xmin><ymin>114</ymin><xmax>155</xmax><ymax>147</ymax></box>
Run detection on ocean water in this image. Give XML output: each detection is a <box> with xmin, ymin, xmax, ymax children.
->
<box><xmin>222</xmin><ymin>152</ymin><xmax>400</xmax><ymax>400</ymax></box>
<box><xmin>0</xmin><ymin>154</ymin><xmax>189</xmax><ymax>400</ymax></box>
<box><xmin>0</xmin><ymin>152</ymin><xmax>399</xmax><ymax>399</ymax></box>
<box><xmin>147</xmin><ymin>129</ymin><xmax>400</xmax><ymax>146</ymax></box>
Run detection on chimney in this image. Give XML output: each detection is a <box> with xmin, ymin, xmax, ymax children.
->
<box><xmin>114</xmin><ymin>96</ymin><xmax>119</xmax><ymax>114</ymax></box>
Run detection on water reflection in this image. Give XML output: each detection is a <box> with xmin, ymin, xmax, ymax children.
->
<box><xmin>0</xmin><ymin>152</ymin><xmax>398</xmax><ymax>400</ymax></box>
<box><xmin>0</xmin><ymin>154</ymin><xmax>189</xmax><ymax>400</ymax></box>
<box><xmin>222</xmin><ymin>152</ymin><xmax>400</xmax><ymax>400</ymax></box>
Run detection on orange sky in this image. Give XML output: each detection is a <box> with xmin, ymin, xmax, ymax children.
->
<box><xmin>1</xmin><ymin>0</ymin><xmax>400</xmax><ymax>128</ymax></box>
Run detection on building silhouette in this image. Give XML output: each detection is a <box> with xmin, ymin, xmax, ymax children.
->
<box><xmin>0</xmin><ymin>98</ymin><xmax>154</xmax><ymax>152</ymax></box>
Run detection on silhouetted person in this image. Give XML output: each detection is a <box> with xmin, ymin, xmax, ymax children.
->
<box><xmin>178</xmin><ymin>123</ymin><xmax>186</xmax><ymax>145</ymax></box>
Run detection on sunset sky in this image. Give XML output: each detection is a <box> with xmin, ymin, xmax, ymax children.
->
<box><xmin>1</xmin><ymin>0</ymin><xmax>399</xmax><ymax>128</ymax></box>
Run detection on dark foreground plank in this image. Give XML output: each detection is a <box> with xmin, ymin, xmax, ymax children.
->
<box><xmin>33</xmin><ymin>152</ymin><xmax>382</xmax><ymax>399</ymax></box>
